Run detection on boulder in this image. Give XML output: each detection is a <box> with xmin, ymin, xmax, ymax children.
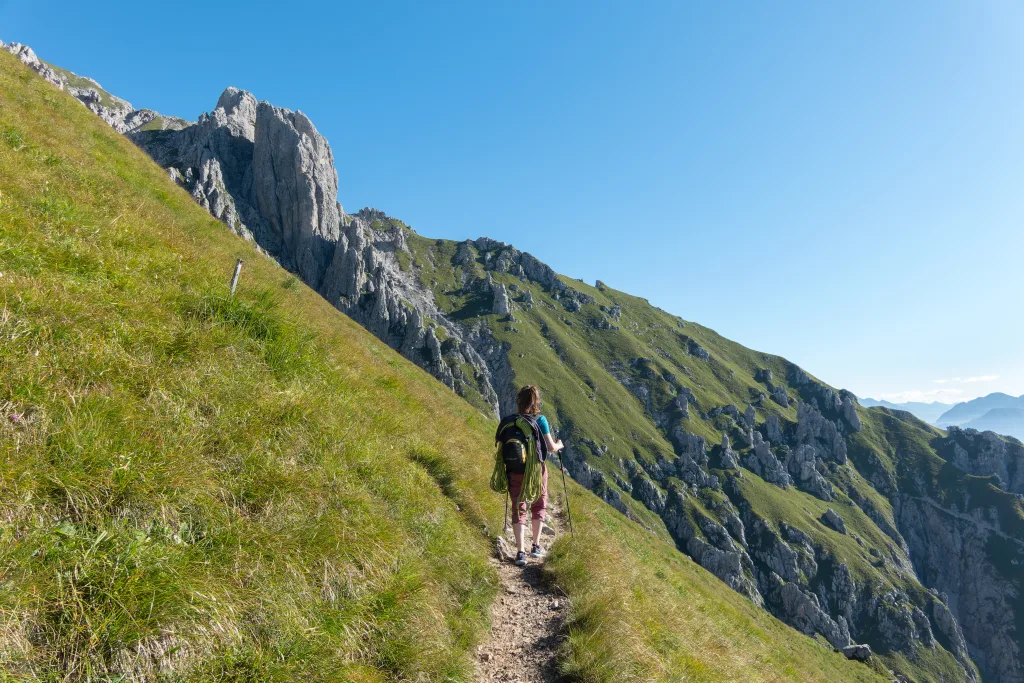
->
<box><xmin>822</xmin><ymin>508</ymin><xmax>847</xmax><ymax>534</ymax></box>
<box><xmin>842</xmin><ymin>644</ymin><xmax>872</xmax><ymax>661</ymax></box>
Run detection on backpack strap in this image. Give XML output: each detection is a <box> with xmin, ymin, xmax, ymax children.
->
<box><xmin>495</xmin><ymin>415</ymin><xmax>516</xmax><ymax>445</ymax></box>
<box><xmin>517</xmin><ymin>414</ymin><xmax>549</xmax><ymax>462</ymax></box>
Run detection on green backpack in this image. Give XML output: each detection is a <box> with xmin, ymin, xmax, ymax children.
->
<box><xmin>489</xmin><ymin>414</ymin><xmax>546</xmax><ymax>504</ymax></box>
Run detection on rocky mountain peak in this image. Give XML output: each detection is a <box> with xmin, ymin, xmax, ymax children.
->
<box><xmin>211</xmin><ymin>87</ymin><xmax>257</xmax><ymax>140</ymax></box>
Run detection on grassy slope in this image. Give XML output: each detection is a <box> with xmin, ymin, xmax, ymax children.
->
<box><xmin>402</xmin><ymin>221</ymin><xmax>1007</xmax><ymax>678</ymax></box>
<box><xmin>0</xmin><ymin>53</ymin><xmax>502</xmax><ymax>682</ymax></box>
<box><xmin>0</xmin><ymin>50</ymin><xmax>894</xmax><ymax>682</ymax></box>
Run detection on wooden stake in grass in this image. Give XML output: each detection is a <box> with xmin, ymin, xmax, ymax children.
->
<box><xmin>230</xmin><ymin>259</ymin><xmax>244</xmax><ymax>296</ymax></box>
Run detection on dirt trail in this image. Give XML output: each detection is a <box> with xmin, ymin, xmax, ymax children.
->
<box><xmin>476</xmin><ymin>506</ymin><xmax>565</xmax><ymax>683</ymax></box>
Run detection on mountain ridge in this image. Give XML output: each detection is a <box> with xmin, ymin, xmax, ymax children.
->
<box><xmin>937</xmin><ymin>392</ymin><xmax>1024</xmax><ymax>435</ymax></box>
<box><xmin>861</xmin><ymin>394</ymin><xmax>1024</xmax><ymax>441</ymax></box>
<box><xmin>6</xmin><ymin>40</ymin><xmax>1023</xmax><ymax>682</ymax></box>
<box><xmin>859</xmin><ymin>399</ymin><xmax>954</xmax><ymax>425</ymax></box>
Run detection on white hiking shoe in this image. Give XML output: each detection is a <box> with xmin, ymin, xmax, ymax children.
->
<box><xmin>529</xmin><ymin>543</ymin><xmax>546</xmax><ymax>559</ymax></box>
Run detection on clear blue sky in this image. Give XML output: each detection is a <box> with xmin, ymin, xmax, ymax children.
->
<box><xmin>4</xmin><ymin>1</ymin><xmax>1023</xmax><ymax>404</ymax></box>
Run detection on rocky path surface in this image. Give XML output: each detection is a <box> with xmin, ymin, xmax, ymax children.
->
<box><xmin>476</xmin><ymin>510</ymin><xmax>564</xmax><ymax>683</ymax></box>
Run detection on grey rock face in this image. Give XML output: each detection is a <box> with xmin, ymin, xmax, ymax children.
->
<box><xmin>770</xmin><ymin>385</ymin><xmax>790</xmax><ymax>407</ymax></box>
<box><xmin>940</xmin><ymin>427</ymin><xmax>1024</xmax><ymax>494</ymax></box>
<box><xmin>670</xmin><ymin>431</ymin><xmax>718</xmax><ymax>490</ymax></box>
<box><xmin>764</xmin><ymin>414</ymin><xmax>784</xmax><ymax>443</ymax></box>
<box><xmin>719</xmin><ymin>433</ymin><xmax>740</xmax><ymax>469</ymax></box>
<box><xmin>840</xmin><ymin>394</ymin><xmax>862</xmax><ymax>432</ymax></box>
<box><xmin>251</xmin><ymin>101</ymin><xmax>341</xmax><ymax>288</ymax></box>
<box><xmin>668</xmin><ymin>507</ymin><xmax>763</xmax><ymax>605</ymax></box>
<box><xmin>795</xmin><ymin>402</ymin><xmax>847</xmax><ymax>464</ymax></box>
<box><xmin>600</xmin><ymin>304</ymin><xmax>622</xmax><ymax>321</ymax></box>
<box><xmin>687</xmin><ymin>339</ymin><xmax>710</xmax><ymax>360</ymax></box>
<box><xmin>632</xmin><ymin>475</ymin><xmax>666</xmax><ymax>514</ymax></box>
<box><xmin>776</xmin><ymin>581</ymin><xmax>852</xmax><ymax>649</ymax></box>
<box><xmin>492</xmin><ymin>282</ymin><xmax>512</xmax><ymax>315</ymax></box>
<box><xmin>898</xmin><ymin>495</ymin><xmax>1021</xmax><ymax>682</ymax></box>
<box><xmin>933</xmin><ymin>599</ymin><xmax>973</xmax><ymax>669</ymax></box>
<box><xmin>743</xmin><ymin>405</ymin><xmax>756</xmax><ymax>429</ymax></box>
<box><xmin>743</xmin><ymin>431</ymin><xmax>792</xmax><ymax>487</ymax></box>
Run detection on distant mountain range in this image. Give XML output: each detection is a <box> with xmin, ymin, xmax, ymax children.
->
<box><xmin>858</xmin><ymin>398</ymin><xmax>954</xmax><ymax>424</ymax></box>
<box><xmin>862</xmin><ymin>393</ymin><xmax>1024</xmax><ymax>441</ymax></box>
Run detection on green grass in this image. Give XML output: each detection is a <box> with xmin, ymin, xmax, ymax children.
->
<box><xmin>0</xmin><ymin>49</ymin><xmax>899</xmax><ymax>681</ymax></box>
<box><xmin>545</xmin><ymin>495</ymin><xmax>888</xmax><ymax>683</ymax></box>
<box><xmin>0</xmin><ymin>52</ymin><xmax>502</xmax><ymax>680</ymax></box>
<box><xmin>401</xmin><ymin>170</ymin><xmax>1000</xmax><ymax>681</ymax></box>
<box><xmin>135</xmin><ymin>115</ymin><xmax>194</xmax><ymax>132</ymax></box>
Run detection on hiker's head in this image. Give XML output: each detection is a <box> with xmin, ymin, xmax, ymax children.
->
<box><xmin>517</xmin><ymin>385</ymin><xmax>542</xmax><ymax>415</ymax></box>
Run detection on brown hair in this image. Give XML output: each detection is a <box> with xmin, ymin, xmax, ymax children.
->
<box><xmin>517</xmin><ymin>385</ymin><xmax>542</xmax><ymax>415</ymax></box>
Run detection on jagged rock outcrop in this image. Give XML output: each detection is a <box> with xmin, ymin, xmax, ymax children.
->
<box><xmin>775</xmin><ymin>581</ymin><xmax>852</xmax><ymax>649</ymax></box>
<box><xmin>743</xmin><ymin>431</ymin><xmax>792</xmax><ymax>487</ymax></box>
<box><xmin>687</xmin><ymin>338</ymin><xmax>710</xmax><ymax>360</ymax></box>
<box><xmin>771</xmin><ymin>384</ymin><xmax>790</xmax><ymax>407</ymax></box>
<box><xmin>492</xmin><ymin>282</ymin><xmax>512</xmax><ymax>316</ymax></box>
<box><xmin>127</xmin><ymin>89</ymin><xmax>511</xmax><ymax>416</ymax></box>
<box><xmin>601</xmin><ymin>304</ymin><xmax>622</xmax><ymax>321</ymax></box>
<box><xmin>764</xmin><ymin>414</ymin><xmax>784</xmax><ymax>443</ymax></box>
<box><xmin>666</xmin><ymin>503</ymin><xmax>763</xmax><ymax>604</ymax></box>
<box><xmin>719</xmin><ymin>434</ymin><xmax>739</xmax><ymax>469</ymax></box>
<box><xmin>784</xmin><ymin>444</ymin><xmax>835</xmax><ymax>501</ymax></box>
<box><xmin>939</xmin><ymin>426</ymin><xmax>1024</xmax><ymax>494</ymax></box>
<box><xmin>669</xmin><ymin>431</ymin><xmax>718</xmax><ymax>490</ymax></box>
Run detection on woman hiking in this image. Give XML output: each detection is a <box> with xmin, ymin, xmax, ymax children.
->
<box><xmin>494</xmin><ymin>385</ymin><xmax>564</xmax><ymax>567</ymax></box>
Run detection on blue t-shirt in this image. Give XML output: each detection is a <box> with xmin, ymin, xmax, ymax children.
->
<box><xmin>536</xmin><ymin>414</ymin><xmax>551</xmax><ymax>435</ymax></box>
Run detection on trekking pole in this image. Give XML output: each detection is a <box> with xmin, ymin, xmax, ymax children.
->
<box><xmin>558</xmin><ymin>454</ymin><xmax>574</xmax><ymax>538</ymax></box>
<box><xmin>503</xmin><ymin>491</ymin><xmax>510</xmax><ymax>533</ymax></box>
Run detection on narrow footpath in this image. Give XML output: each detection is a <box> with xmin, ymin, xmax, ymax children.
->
<box><xmin>476</xmin><ymin>505</ymin><xmax>565</xmax><ymax>683</ymax></box>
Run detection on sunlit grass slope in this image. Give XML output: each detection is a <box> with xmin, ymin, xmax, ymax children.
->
<box><xmin>0</xmin><ymin>50</ymin><xmax>887</xmax><ymax>681</ymax></box>
<box><xmin>0</xmin><ymin>52</ymin><xmax>502</xmax><ymax>681</ymax></box>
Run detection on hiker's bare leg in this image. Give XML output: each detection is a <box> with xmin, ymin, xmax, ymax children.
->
<box><xmin>513</xmin><ymin>522</ymin><xmax>525</xmax><ymax>552</ymax></box>
<box><xmin>531</xmin><ymin>518</ymin><xmax>543</xmax><ymax>546</ymax></box>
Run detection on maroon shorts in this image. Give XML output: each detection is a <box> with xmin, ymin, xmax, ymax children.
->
<box><xmin>507</xmin><ymin>463</ymin><xmax>547</xmax><ymax>525</ymax></box>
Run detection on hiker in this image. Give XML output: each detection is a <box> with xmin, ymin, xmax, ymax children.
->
<box><xmin>493</xmin><ymin>385</ymin><xmax>564</xmax><ymax>567</ymax></box>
